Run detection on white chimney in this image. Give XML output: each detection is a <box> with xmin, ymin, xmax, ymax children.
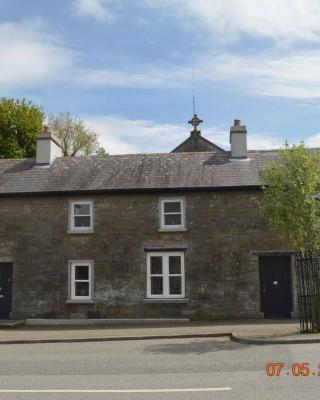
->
<box><xmin>230</xmin><ymin>119</ymin><xmax>247</xmax><ymax>159</ymax></box>
<box><xmin>36</xmin><ymin>126</ymin><xmax>62</xmax><ymax>165</ymax></box>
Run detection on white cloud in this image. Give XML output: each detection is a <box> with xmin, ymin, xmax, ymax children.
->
<box><xmin>72</xmin><ymin>0</ymin><xmax>114</xmax><ymax>22</ymax></box>
<box><xmin>74</xmin><ymin>66</ymin><xmax>190</xmax><ymax>89</ymax></box>
<box><xmin>3</xmin><ymin>11</ymin><xmax>320</xmax><ymax>103</ymax></box>
<box><xmin>148</xmin><ymin>0</ymin><xmax>320</xmax><ymax>44</ymax></box>
<box><xmin>0</xmin><ymin>19</ymin><xmax>75</xmax><ymax>89</ymax></box>
<box><xmin>73</xmin><ymin>49</ymin><xmax>320</xmax><ymax>99</ymax></box>
<box><xmin>305</xmin><ymin>133</ymin><xmax>320</xmax><ymax>147</ymax></box>
<box><xmin>247</xmin><ymin>134</ymin><xmax>284</xmax><ymax>150</ymax></box>
<box><xmin>82</xmin><ymin>115</ymin><xmax>286</xmax><ymax>154</ymax></box>
<box><xmin>197</xmin><ymin>50</ymin><xmax>320</xmax><ymax>99</ymax></box>
<box><xmin>69</xmin><ymin>1</ymin><xmax>320</xmax><ymax>99</ymax></box>
<box><xmin>82</xmin><ymin>115</ymin><xmax>187</xmax><ymax>153</ymax></box>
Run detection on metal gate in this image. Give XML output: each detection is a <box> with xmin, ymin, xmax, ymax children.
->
<box><xmin>295</xmin><ymin>253</ymin><xmax>320</xmax><ymax>333</ymax></box>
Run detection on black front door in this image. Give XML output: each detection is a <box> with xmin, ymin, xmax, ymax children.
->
<box><xmin>259</xmin><ymin>256</ymin><xmax>292</xmax><ymax>318</ymax></box>
<box><xmin>0</xmin><ymin>263</ymin><xmax>12</xmax><ymax>319</ymax></box>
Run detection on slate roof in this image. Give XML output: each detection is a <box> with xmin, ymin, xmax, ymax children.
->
<box><xmin>0</xmin><ymin>150</ymin><xmax>281</xmax><ymax>195</ymax></box>
<box><xmin>171</xmin><ymin>133</ymin><xmax>226</xmax><ymax>153</ymax></box>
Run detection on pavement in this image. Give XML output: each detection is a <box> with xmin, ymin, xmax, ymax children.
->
<box><xmin>0</xmin><ymin>319</ymin><xmax>319</xmax><ymax>345</ymax></box>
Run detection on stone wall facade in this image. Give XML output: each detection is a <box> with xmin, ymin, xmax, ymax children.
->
<box><xmin>0</xmin><ymin>190</ymin><xmax>296</xmax><ymax>320</ymax></box>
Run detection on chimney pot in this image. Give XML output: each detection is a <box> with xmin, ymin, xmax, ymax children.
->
<box><xmin>234</xmin><ymin>119</ymin><xmax>241</xmax><ymax>127</ymax></box>
<box><xmin>43</xmin><ymin>125</ymin><xmax>53</xmax><ymax>134</ymax></box>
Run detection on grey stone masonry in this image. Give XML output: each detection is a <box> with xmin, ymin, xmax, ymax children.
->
<box><xmin>0</xmin><ymin>190</ymin><xmax>296</xmax><ymax>320</ymax></box>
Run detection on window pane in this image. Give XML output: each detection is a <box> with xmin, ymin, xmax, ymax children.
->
<box><xmin>164</xmin><ymin>201</ymin><xmax>181</xmax><ymax>213</ymax></box>
<box><xmin>75</xmin><ymin>265</ymin><xmax>89</xmax><ymax>280</ymax></box>
<box><xmin>169</xmin><ymin>276</ymin><xmax>182</xmax><ymax>295</ymax></box>
<box><xmin>74</xmin><ymin>204</ymin><xmax>91</xmax><ymax>215</ymax></box>
<box><xmin>169</xmin><ymin>256</ymin><xmax>181</xmax><ymax>274</ymax></box>
<box><xmin>150</xmin><ymin>257</ymin><xmax>162</xmax><ymax>275</ymax></box>
<box><xmin>75</xmin><ymin>282</ymin><xmax>89</xmax><ymax>296</ymax></box>
<box><xmin>164</xmin><ymin>214</ymin><xmax>181</xmax><ymax>226</ymax></box>
<box><xmin>151</xmin><ymin>277</ymin><xmax>163</xmax><ymax>295</ymax></box>
<box><xmin>74</xmin><ymin>216</ymin><xmax>91</xmax><ymax>227</ymax></box>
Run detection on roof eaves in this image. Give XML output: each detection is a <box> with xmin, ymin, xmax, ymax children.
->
<box><xmin>0</xmin><ymin>184</ymin><xmax>262</xmax><ymax>197</ymax></box>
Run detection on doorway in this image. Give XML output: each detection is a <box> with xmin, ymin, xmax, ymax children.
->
<box><xmin>259</xmin><ymin>256</ymin><xmax>292</xmax><ymax>318</ymax></box>
<box><xmin>0</xmin><ymin>263</ymin><xmax>12</xmax><ymax>319</ymax></box>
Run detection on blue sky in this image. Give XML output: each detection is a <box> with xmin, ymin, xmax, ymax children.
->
<box><xmin>2</xmin><ymin>0</ymin><xmax>320</xmax><ymax>153</ymax></box>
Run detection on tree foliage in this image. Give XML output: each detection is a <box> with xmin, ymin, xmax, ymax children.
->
<box><xmin>0</xmin><ymin>97</ymin><xmax>44</xmax><ymax>159</ymax></box>
<box><xmin>262</xmin><ymin>143</ymin><xmax>320</xmax><ymax>253</ymax></box>
<box><xmin>48</xmin><ymin>113</ymin><xmax>105</xmax><ymax>156</ymax></box>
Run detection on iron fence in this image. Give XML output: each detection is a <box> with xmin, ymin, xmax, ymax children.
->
<box><xmin>295</xmin><ymin>253</ymin><xmax>320</xmax><ymax>333</ymax></box>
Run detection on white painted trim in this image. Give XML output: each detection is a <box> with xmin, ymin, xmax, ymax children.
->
<box><xmin>159</xmin><ymin>198</ymin><xmax>186</xmax><ymax>230</ymax></box>
<box><xmin>143</xmin><ymin>298</ymin><xmax>189</xmax><ymax>303</ymax></box>
<box><xmin>0</xmin><ymin>257</ymin><xmax>13</xmax><ymax>263</ymax></box>
<box><xmin>146</xmin><ymin>251</ymin><xmax>185</xmax><ymax>299</ymax></box>
<box><xmin>228</xmin><ymin>158</ymin><xmax>250</xmax><ymax>162</ymax></box>
<box><xmin>68</xmin><ymin>260</ymin><xmax>94</xmax><ymax>301</ymax></box>
<box><xmin>158</xmin><ymin>228</ymin><xmax>187</xmax><ymax>232</ymax></box>
<box><xmin>69</xmin><ymin>200</ymin><xmax>94</xmax><ymax>233</ymax></box>
<box><xmin>66</xmin><ymin>300</ymin><xmax>95</xmax><ymax>304</ymax></box>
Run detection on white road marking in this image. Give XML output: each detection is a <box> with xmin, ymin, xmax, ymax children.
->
<box><xmin>0</xmin><ymin>388</ymin><xmax>231</xmax><ymax>393</ymax></box>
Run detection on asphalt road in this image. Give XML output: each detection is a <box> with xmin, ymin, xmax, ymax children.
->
<box><xmin>0</xmin><ymin>337</ymin><xmax>319</xmax><ymax>399</ymax></box>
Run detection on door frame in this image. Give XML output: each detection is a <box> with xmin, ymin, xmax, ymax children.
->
<box><xmin>0</xmin><ymin>263</ymin><xmax>13</xmax><ymax>319</ymax></box>
<box><xmin>258</xmin><ymin>254</ymin><xmax>293</xmax><ymax>319</ymax></box>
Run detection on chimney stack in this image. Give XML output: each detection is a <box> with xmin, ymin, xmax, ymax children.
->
<box><xmin>36</xmin><ymin>125</ymin><xmax>62</xmax><ymax>165</ymax></box>
<box><xmin>230</xmin><ymin>119</ymin><xmax>247</xmax><ymax>159</ymax></box>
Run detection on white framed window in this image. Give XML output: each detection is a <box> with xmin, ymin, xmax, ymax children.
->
<box><xmin>69</xmin><ymin>261</ymin><xmax>93</xmax><ymax>301</ymax></box>
<box><xmin>146</xmin><ymin>252</ymin><xmax>185</xmax><ymax>298</ymax></box>
<box><xmin>159</xmin><ymin>198</ymin><xmax>185</xmax><ymax>230</ymax></box>
<box><xmin>69</xmin><ymin>201</ymin><xmax>93</xmax><ymax>233</ymax></box>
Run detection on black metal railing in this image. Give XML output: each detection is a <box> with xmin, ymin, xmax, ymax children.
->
<box><xmin>295</xmin><ymin>253</ymin><xmax>320</xmax><ymax>333</ymax></box>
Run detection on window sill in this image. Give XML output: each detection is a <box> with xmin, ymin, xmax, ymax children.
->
<box><xmin>66</xmin><ymin>299</ymin><xmax>95</xmax><ymax>304</ymax></box>
<box><xmin>67</xmin><ymin>230</ymin><xmax>94</xmax><ymax>235</ymax></box>
<box><xmin>158</xmin><ymin>228</ymin><xmax>187</xmax><ymax>233</ymax></box>
<box><xmin>143</xmin><ymin>298</ymin><xmax>189</xmax><ymax>304</ymax></box>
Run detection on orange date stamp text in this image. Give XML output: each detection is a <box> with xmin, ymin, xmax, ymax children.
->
<box><xmin>265</xmin><ymin>362</ymin><xmax>320</xmax><ymax>377</ymax></box>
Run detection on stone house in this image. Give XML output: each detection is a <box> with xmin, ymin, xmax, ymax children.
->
<box><xmin>0</xmin><ymin>116</ymin><xmax>297</xmax><ymax>320</ymax></box>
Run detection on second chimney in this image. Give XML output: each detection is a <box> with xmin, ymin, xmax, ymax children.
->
<box><xmin>230</xmin><ymin>119</ymin><xmax>247</xmax><ymax>159</ymax></box>
<box><xmin>36</xmin><ymin>126</ymin><xmax>62</xmax><ymax>165</ymax></box>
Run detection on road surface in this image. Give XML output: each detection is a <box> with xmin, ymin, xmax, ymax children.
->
<box><xmin>0</xmin><ymin>336</ymin><xmax>319</xmax><ymax>399</ymax></box>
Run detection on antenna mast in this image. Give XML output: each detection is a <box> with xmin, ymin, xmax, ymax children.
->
<box><xmin>188</xmin><ymin>41</ymin><xmax>203</xmax><ymax>134</ymax></box>
<box><xmin>191</xmin><ymin>41</ymin><xmax>196</xmax><ymax>115</ymax></box>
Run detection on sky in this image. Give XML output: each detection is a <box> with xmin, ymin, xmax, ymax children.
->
<box><xmin>2</xmin><ymin>0</ymin><xmax>320</xmax><ymax>154</ymax></box>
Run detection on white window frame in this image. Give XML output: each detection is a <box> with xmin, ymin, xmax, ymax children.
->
<box><xmin>146</xmin><ymin>252</ymin><xmax>185</xmax><ymax>299</ymax></box>
<box><xmin>69</xmin><ymin>200</ymin><xmax>94</xmax><ymax>233</ymax></box>
<box><xmin>159</xmin><ymin>198</ymin><xmax>185</xmax><ymax>231</ymax></box>
<box><xmin>69</xmin><ymin>260</ymin><xmax>94</xmax><ymax>301</ymax></box>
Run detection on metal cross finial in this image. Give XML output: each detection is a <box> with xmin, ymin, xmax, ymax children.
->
<box><xmin>188</xmin><ymin>113</ymin><xmax>203</xmax><ymax>133</ymax></box>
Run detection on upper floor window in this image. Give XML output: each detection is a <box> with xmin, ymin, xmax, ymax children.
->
<box><xmin>146</xmin><ymin>252</ymin><xmax>185</xmax><ymax>298</ymax></box>
<box><xmin>159</xmin><ymin>198</ymin><xmax>185</xmax><ymax>230</ymax></box>
<box><xmin>69</xmin><ymin>201</ymin><xmax>93</xmax><ymax>233</ymax></box>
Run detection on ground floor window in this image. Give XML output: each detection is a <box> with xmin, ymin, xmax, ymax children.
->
<box><xmin>146</xmin><ymin>252</ymin><xmax>185</xmax><ymax>298</ymax></box>
<box><xmin>69</xmin><ymin>261</ymin><xmax>93</xmax><ymax>300</ymax></box>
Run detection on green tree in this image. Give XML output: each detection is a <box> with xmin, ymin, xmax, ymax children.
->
<box><xmin>262</xmin><ymin>143</ymin><xmax>320</xmax><ymax>253</ymax></box>
<box><xmin>0</xmin><ymin>97</ymin><xmax>44</xmax><ymax>159</ymax></box>
<box><xmin>48</xmin><ymin>113</ymin><xmax>105</xmax><ymax>156</ymax></box>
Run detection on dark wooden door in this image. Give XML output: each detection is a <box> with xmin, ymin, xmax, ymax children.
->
<box><xmin>259</xmin><ymin>256</ymin><xmax>292</xmax><ymax>318</ymax></box>
<box><xmin>0</xmin><ymin>263</ymin><xmax>12</xmax><ymax>319</ymax></box>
